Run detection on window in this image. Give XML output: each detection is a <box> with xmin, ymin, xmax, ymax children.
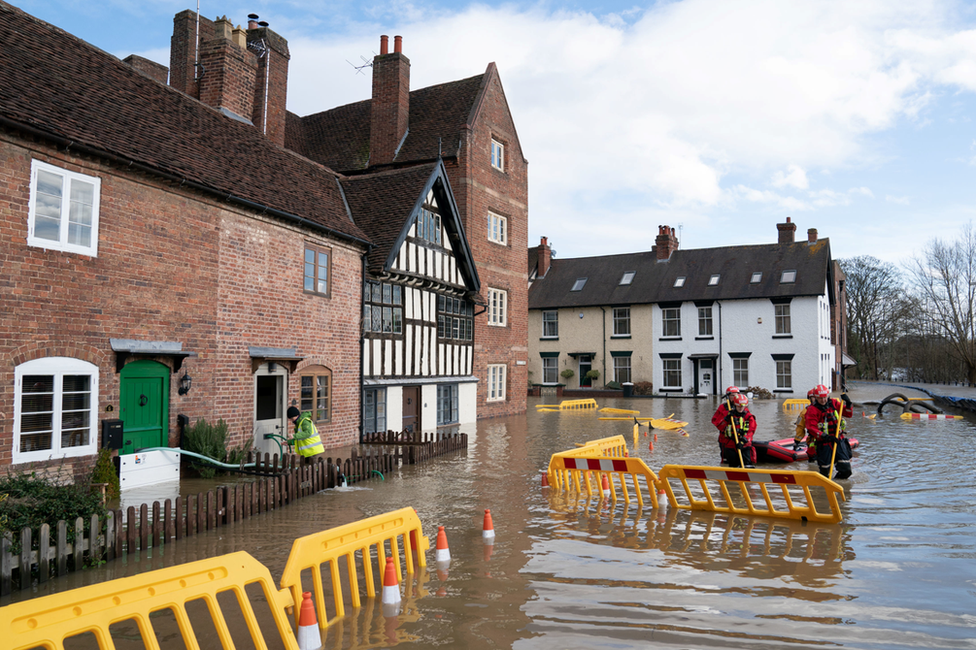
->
<box><xmin>491</xmin><ymin>139</ymin><xmax>505</xmax><ymax>171</ymax></box>
<box><xmin>620</xmin><ymin>271</ymin><xmax>636</xmax><ymax>285</ymax></box>
<box><xmin>751</xmin><ymin>272</ymin><xmax>762</xmax><ymax>283</ymax></box>
<box><xmin>733</xmin><ymin>358</ymin><xmax>749</xmax><ymax>386</ymax></box>
<box><xmin>437</xmin><ymin>384</ymin><xmax>459</xmax><ymax>425</ymax></box>
<box><xmin>776</xmin><ymin>360</ymin><xmax>792</xmax><ymax>389</ymax></box>
<box><xmin>571</xmin><ymin>278</ymin><xmax>587</xmax><ymax>292</ymax></box>
<box><xmin>364</xmin><ymin>281</ymin><xmax>403</xmax><ymax>335</ymax></box>
<box><xmin>542</xmin><ymin>356</ymin><xmax>559</xmax><ymax>383</ymax></box>
<box><xmin>415</xmin><ymin>204</ymin><xmax>442</xmax><ymax>245</ymax></box>
<box><xmin>708</xmin><ymin>274</ymin><xmax>720</xmax><ymax>286</ymax></box>
<box><xmin>542</xmin><ymin>310</ymin><xmax>558</xmax><ymax>338</ymax></box>
<box><xmin>487</xmin><ymin>211</ymin><xmax>507</xmax><ymax>245</ymax></box>
<box><xmin>304</xmin><ymin>245</ymin><xmax>331</xmax><ymax>296</ymax></box>
<box><xmin>613</xmin><ymin>355</ymin><xmax>632</xmax><ymax>384</ymax></box>
<box><xmin>363</xmin><ymin>388</ymin><xmax>387</xmax><ymax>434</ymax></box>
<box><xmin>698</xmin><ymin>306</ymin><xmax>713</xmax><ymax>336</ymax></box>
<box><xmin>487</xmin><ymin>364</ymin><xmax>506</xmax><ymax>401</ymax></box>
<box><xmin>14</xmin><ymin>357</ymin><xmax>98</xmax><ymax>463</ymax></box>
<box><xmin>487</xmin><ymin>288</ymin><xmax>507</xmax><ymax>326</ymax></box>
<box><xmin>613</xmin><ymin>307</ymin><xmax>631</xmax><ymax>336</ymax></box>
<box><xmin>781</xmin><ymin>270</ymin><xmax>796</xmax><ymax>283</ymax></box>
<box><xmin>662</xmin><ymin>307</ymin><xmax>681</xmax><ymax>337</ymax></box>
<box><xmin>662</xmin><ymin>359</ymin><xmax>682</xmax><ymax>388</ymax></box>
<box><xmin>775</xmin><ymin>303</ymin><xmax>792</xmax><ymax>334</ymax></box>
<box><xmin>28</xmin><ymin>159</ymin><xmax>101</xmax><ymax>256</ymax></box>
<box><xmin>673</xmin><ymin>277</ymin><xmax>686</xmax><ymax>288</ymax></box>
<box><xmin>438</xmin><ymin>294</ymin><xmax>473</xmax><ymax>341</ymax></box>
<box><xmin>300</xmin><ymin>366</ymin><xmax>331</xmax><ymax>423</ymax></box>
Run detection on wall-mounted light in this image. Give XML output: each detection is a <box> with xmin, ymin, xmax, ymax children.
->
<box><xmin>268</xmin><ymin>361</ymin><xmax>277</xmax><ymax>372</ymax></box>
<box><xmin>757</xmin><ymin>317</ymin><xmax>763</xmax><ymax>324</ymax></box>
<box><xmin>178</xmin><ymin>371</ymin><xmax>193</xmax><ymax>396</ymax></box>
<box><xmin>579</xmin><ymin>312</ymin><xmax>584</xmax><ymax>319</ymax></box>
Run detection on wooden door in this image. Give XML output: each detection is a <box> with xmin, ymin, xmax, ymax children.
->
<box><xmin>402</xmin><ymin>386</ymin><xmax>420</xmax><ymax>434</ymax></box>
<box><xmin>120</xmin><ymin>360</ymin><xmax>169</xmax><ymax>454</ymax></box>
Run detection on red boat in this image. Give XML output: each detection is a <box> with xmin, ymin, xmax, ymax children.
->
<box><xmin>752</xmin><ymin>437</ymin><xmax>859</xmax><ymax>463</ymax></box>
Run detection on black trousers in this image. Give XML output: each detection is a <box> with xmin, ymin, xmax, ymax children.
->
<box><xmin>817</xmin><ymin>438</ymin><xmax>852</xmax><ymax>479</ymax></box>
<box><xmin>722</xmin><ymin>446</ymin><xmax>756</xmax><ymax>468</ymax></box>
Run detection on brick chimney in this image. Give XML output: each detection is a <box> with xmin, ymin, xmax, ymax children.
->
<box><xmin>537</xmin><ymin>237</ymin><xmax>552</xmax><ymax>278</ymax></box>
<box><xmin>247</xmin><ymin>19</ymin><xmax>291</xmax><ymax>147</ymax></box>
<box><xmin>170</xmin><ymin>10</ymin><xmax>215</xmax><ymax>98</ymax></box>
<box><xmin>370</xmin><ymin>35</ymin><xmax>410</xmax><ymax>166</ymax></box>
<box><xmin>655</xmin><ymin>225</ymin><xmax>679</xmax><ymax>261</ymax></box>
<box><xmin>198</xmin><ymin>17</ymin><xmax>258</xmax><ymax>123</ymax></box>
<box><xmin>808</xmin><ymin>228</ymin><xmax>818</xmax><ymax>244</ymax></box>
<box><xmin>123</xmin><ymin>55</ymin><xmax>169</xmax><ymax>85</ymax></box>
<box><xmin>777</xmin><ymin>217</ymin><xmax>796</xmax><ymax>244</ymax></box>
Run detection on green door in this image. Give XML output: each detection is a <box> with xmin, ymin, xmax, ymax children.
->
<box><xmin>120</xmin><ymin>360</ymin><xmax>170</xmax><ymax>455</ymax></box>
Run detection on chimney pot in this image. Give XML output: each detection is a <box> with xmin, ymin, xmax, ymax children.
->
<box><xmin>394</xmin><ymin>35</ymin><xmax>403</xmax><ymax>53</ymax></box>
<box><xmin>777</xmin><ymin>217</ymin><xmax>797</xmax><ymax>244</ymax></box>
<box><xmin>258</xmin><ymin>21</ymin><xmax>269</xmax><ymax>27</ymax></box>
<box><xmin>247</xmin><ymin>13</ymin><xmax>259</xmax><ymax>29</ymax></box>
<box><xmin>807</xmin><ymin>228</ymin><xmax>818</xmax><ymax>244</ymax></box>
<box><xmin>655</xmin><ymin>224</ymin><xmax>679</xmax><ymax>261</ymax></box>
<box><xmin>380</xmin><ymin>35</ymin><xmax>389</xmax><ymax>55</ymax></box>
<box><xmin>537</xmin><ymin>237</ymin><xmax>552</xmax><ymax>278</ymax></box>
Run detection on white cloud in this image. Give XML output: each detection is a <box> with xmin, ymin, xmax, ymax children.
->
<box><xmin>886</xmin><ymin>194</ymin><xmax>912</xmax><ymax>204</ymax></box>
<box><xmin>772</xmin><ymin>165</ymin><xmax>809</xmax><ymax>190</ymax></box>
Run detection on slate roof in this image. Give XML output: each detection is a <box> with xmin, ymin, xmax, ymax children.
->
<box><xmin>288</xmin><ymin>74</ymin><xmax>488</xmax><ymax>173</ymax></box>
<box><xmin>528</xmin><ymin>240</ymin><xmax>833</xmax><ymax>309</ymax></box>
<box><xmin>0</xmin><ymin>2</ymin><xmax>370</xmax><ymax>245</ymax></box>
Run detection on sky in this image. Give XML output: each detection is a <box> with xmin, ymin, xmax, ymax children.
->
<box><xmin>15</xmin><ymin>0</ymin><xmax>976</xmax><ymax>265</ymax></box>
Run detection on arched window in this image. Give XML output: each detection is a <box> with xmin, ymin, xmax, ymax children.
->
<box><xmin>14</xmin><ymin>357</ymin><xmax>99</xmax><ymax>463</ymax></box>
<box><xmin>300</xmin><ymin>365</ymin><xmax>331</xmax><ymax>423</ymax></box>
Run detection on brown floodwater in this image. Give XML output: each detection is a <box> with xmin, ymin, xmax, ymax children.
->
<box><xmin>7</xmin><ymin>387</ymin><xmax>976</xmax><ymax>649</ymax></box>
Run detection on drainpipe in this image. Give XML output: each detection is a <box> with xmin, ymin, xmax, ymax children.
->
<box><xmin>600</xmin><ymin>306</ymin><xmax>607</xmax><ymax>383</ymax></box>
<box><xmin>717</xmin><ymin>300</ymin><xmax>723</xmax><ymax>392</ymax></box>
<box><xmin>359</xmin><ymin>252</ymin><xmax>367</xmax><ymax>443</ymax></box>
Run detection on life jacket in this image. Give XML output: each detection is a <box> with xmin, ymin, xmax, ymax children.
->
<box><xmin>294</xmin><ymin>413</ymin><xmax>324</xmax><ymax>457</ymax></box>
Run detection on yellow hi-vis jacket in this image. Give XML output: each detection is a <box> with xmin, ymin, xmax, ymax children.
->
<box><xmin>293</xmin><ymin>412</ymin><xmax>324</xmax><ymax>457</ymax></box>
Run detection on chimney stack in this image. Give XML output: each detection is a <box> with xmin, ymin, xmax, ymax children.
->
<box><xmin>247</xmin><ymin>20</ymin><xmax>291</xmax><ymax>147</ymax></box>
<box><xmin>777</xmin><ymin>217</ymin><xmax>796</xmax><ymax>244</ymax></box>
<box><xmin>655</xmin><ymin>225</ymin><xmax>679</xmax><ymax>261</ymax></box>
<box><xmin>197</xmin><ymin>16</ymin><xmax>258</xmax><ymax>121</ymax></box>
<box><xmin>370</xmin><ymin>34</ymin><xmax>410</xmax><ymax>166</ymax></box>
<box><xmin>808</xmin><ymin>228</ymin><xmax>818</xmax><ymax>244</ymax></box>
<box><xmin>537</xmin><ymin>237</ymin><xmax>552</xmax><ymax>278</ymax></box>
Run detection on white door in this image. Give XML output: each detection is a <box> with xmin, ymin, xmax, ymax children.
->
<box><xmin>698</xmin><ymin>360</ymin><xmax>713</xmax><ymax>395</ymax></box>
<box><xmin>254</xmin><ymin>362</ymin><xmax>288</xmax><ymax>457</ymax></box>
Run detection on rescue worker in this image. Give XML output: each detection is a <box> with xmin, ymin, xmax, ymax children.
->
<box><xmin>287</xmin><ymin>405</ymin><xmax>324</xmax><ymax>458</ymax></box>
<box><xmin>711</xmin><ymin>387</ymin><xmax>740</xmax><ymax>464</ymax></box>
<box><xmin>804</xmin><ymin>385</ymin><xmax>854</xmax><ymax>479</ymax></box>
<box><xmin>715</xmin><ymin>392</ymin><xmax>757</xmax><ymax>468</ymax></box>
<box><xmin>793</xmin><ymin>389</ymin><xmax>817</xmax><ymax>456</ymax></box>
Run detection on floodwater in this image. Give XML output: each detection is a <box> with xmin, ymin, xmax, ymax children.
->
<box><xmin>8</xmin><ymin>383</ymin><xmax>976</xmax><ymax>649</ymax></box>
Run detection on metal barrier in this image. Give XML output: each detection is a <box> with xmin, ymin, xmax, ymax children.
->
<box><xmin>782</xmin><ymin>399</ymin><xmax>809</xmax><ymax>412</ymax></box>
<box><xmin>657</xmin><ymin>465</ymin><xmax>846</xmax><ymax>524</ymax></box>
<box><xmin>535</xmin><ymin>398</ymin><xmax>598</xmax><ymax>410</ymax></box>
<box><xmin>2</xmin><ymin>551</ymin><xmax>299</xmax><ymax>650</ymax></box>
<box><xmin>548</xmin><ymin>454</ymin><xmax>662</xmax><ymax>508</ymax></box>
<box><xmin>279</xmin><ymin>507</ymin><xmax>430</xmax><ymax>630</ymax></box>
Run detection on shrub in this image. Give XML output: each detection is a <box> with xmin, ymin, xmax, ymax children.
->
<box><xmin>183</xmin><ymin>417</ymin><xmax>230</xmax><ymax>478</ymax></box>
<box><xmin>585</xmin><ymin>369</ymin><xmax>600</xmax><ymax>381</ymax></box>
<box><xmin>560</xmin><ymin>368</ymin><xmax>575</xmax><ymax>380</ymax></box>
<box><xmin>90</xmin><ymin>447</ymin><xmax>120</xmax><ymax>501</ymax></box>
<box><xmin>745</xmin><ymin>386</ymin><xmax>774</xmax><ymax>400</ymax></box>
<box><xmin>633</xmin><ymin>381</ymin><xmax>654</xmax><ymax>395</ymax></box>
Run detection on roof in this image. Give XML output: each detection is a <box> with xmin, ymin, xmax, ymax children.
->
<box><xmin>288</xmin><ymin>73</ymin><xmax>488</xmax><ymax>173</ymax></box>
<box><xmin>528</xmin><ymin>240</ymin><xmax>833</xmax><ymax>309</ymax></box>
<box><xmin>0</xmin><ymin>2</ymin><xmax>369</xmax><ymax>245</ymax></box>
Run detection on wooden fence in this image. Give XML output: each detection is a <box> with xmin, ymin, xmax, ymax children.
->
<box><xmin>1</xmin><ymin>431</ymin><xmax>467</xmax><ymax>596</ymax></box>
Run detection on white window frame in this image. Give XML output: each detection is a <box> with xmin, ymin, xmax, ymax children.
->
<box><xmin>662</xmin><ymin>359</ymin><xmax>682</xmax><ymax>388</ymax></box>
<box><xmin>751</xmin><ymin>272</ymin><xmax>762</xmax><ymax>283</ymax></box>
<box><xmin>698</xmin><ymin>306</ymin><xmax>713</xmax><ymax>336</ymax></box>
<box><xmin>487</xmin><ymin>364</ymin><xmax>507</xmax><ymax>401</ymax></box>
<box><xmin>776</xmin><ymin>360</ymin><xmax>792</xmax><ymax>389</ymax></box>
<box><xmin>542</xmin><ymin>357</ymin><xmax>558</xmax><ymax>384</ymax></box>
<box><xmin>775</xmin><ymin>304</ymin><xmax>792</xmax><ymax>334</ymax></box>
<box><xmin>28</xmin><ymin>159</ymin><xmax>101</xmax><ymax>256</ymax></box>
<box><xmin>613</xmin><ymin>356</ymin><xmax>632</xmax><ymax>384</ymax></box>
<box><xmin>14</xmin><ymin>357</ymin><xmax>99</xmax><ymax>464</ymax></box>
<box><xmin>487</xmin><ymin>288</ymin><xmax>508</xmax><ymax>327</ymax></box>
<box><xmin>733</xmin><ymin>358</ymin><xmax>749</xmax><ymax>386</ymax></box>
<box><xmin>487</xmin><ymin>210</ymin><xmax>508</xmax><ymax>245</ymax></box>
<box><xmin>491</xmin><ymin>139</ymin><xmax>505</xmax><ymax>171</ymax></box>
<box><xmin>542</xmin><ymin>310</ymin><xmax>558</xmax><ymax>338</ymax></box>
<box><xmin>620</xmin><ymin>271</ymin><xmax>635</xmax><ymax>285</ymax></box>
<box><xmin>662</xmin><ymin>307</ymin><xmax>681</xmax><ymax>337</ymax></box>
<box><xmin>613</xmin><ymin>307</ymin><xmax>631</xmax><ymax>336</ymax></box>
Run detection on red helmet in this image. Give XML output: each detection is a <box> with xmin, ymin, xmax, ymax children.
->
<box><xmin>726</xmin><ymin>386</ymin><xmax>739</xmax><ymax>394</ymax></box>
<box><xmin>732</xmin><ymin>393</ymin><xmax>748</xmax><ymax>406</ymax></box>
<box><xmin>813</xmin><ymin>384</ymin><xmax>830</xmax><ymax>398</ymax></box>
<box><xmin>807</xmin><ymin>389</ymin><xmax>816</xmax><ymax>400</ymax></box>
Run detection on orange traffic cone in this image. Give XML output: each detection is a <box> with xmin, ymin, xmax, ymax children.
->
<box><xmin>435</xmin><ymin>526</ymin><xmax>451</xmax><ymax>563</ymax></box>
<box><xmin>653</xmin><ymin>433</ymin><xmax>658</xmax><ymax>441</ymax></box>
<box><xmin>482</xmin><ymin>509</ymin><xmax>495</xmax><ymax>541</ymax></box>
<box><xmin>541</xmin><ymin>472</ymin><xmax>549</xmax><ymax>488</ymax></box>
<box><xmin>296</xmin><ymin>591</ymin><xmax>322</xmax><ymax>650</ymax></box>
<box><xmin>657</xmin><ymin>487</ymin><xmax>668</xmax><ymax>510</ymax></box>
<box><xmin>649</xmin><ymin>439</ymin><xmax>654</xmax><ymax>452</ymax></box>
<box><xmin>601</xmin><ymin>473</ymin><xmax>610</xmax><ymax>498</ymax></box>
<box><xmin>381</xmin><ymin>557</ymin><xmax>401</xmax><ymax>607</ymax></box>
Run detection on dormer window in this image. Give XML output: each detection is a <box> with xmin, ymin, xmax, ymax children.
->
<box><xmin>571</xmin><ymin>277</ymin><xmax>587</xmax><ymax>292</ymax></box>
<box><xmin>751</xmin><ymin>272</ymin><xmax>762</xmax><ymax>283</ymax></box>
<box><xmin>781</xmin><ymin>270</ymin><xmax>796</xmax><ymax>283</ymax></box>
<box><xmin>673</xmin><ymin>276</ymin><xmax>686</xmax><ymax>288</ymax></box>
<box><xmin>708</xmin><ymin>274</ymin><xmax>720</xmax><ymax>286</ymax></box>
<box><xmin>620</xmin><ymin>271</ymin><xmax>635</xmax><ymax>285</ymax></box>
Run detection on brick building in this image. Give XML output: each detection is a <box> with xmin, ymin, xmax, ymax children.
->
<box><xmin>286</xmin><ymin>36</ymin><xmax>529</xmax><ymax>418</ymax></box>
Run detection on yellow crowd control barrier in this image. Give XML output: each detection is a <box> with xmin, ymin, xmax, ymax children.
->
<box><xmin>535</xmin><ymin>398</ymin><xmax>598</xmax><ymax>410</ymax></box>
<box><xmin>547</xmin><ymin>435</ymin><xmax>629</xmax><ymax>484</ymax></box>
<box><xmin>599</xmin><ymin>407</ymin><xmax>640</xmax><ymax>414</ymax></box>
<box><xmin>548</xmin><ymin>454</ymin><xmax>662</xmax><ymax>509</ymax></box>
<box><xmin>657</xmin><ymin>465</ymin><xmax>846</xmax><ymax>524</ymax></box>
<box><xmin>782</xmin><ymin>399</ymin><xmax>810</xmax><ymax>412</ymax></box>
<box><xmin>2</xmin><ymin>551</ymin><xmax>299</xmax><ymax>650</ymax></box>
<box><xmin>279</xmin><ymin>506</ymin><xmax>430</xmax><ymax>630</ymax></box>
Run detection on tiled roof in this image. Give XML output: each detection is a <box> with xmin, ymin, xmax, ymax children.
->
<box><xmin>291</xmin><ymin>74</ymin><xmax>487</xmax><ymax>172</ymax></box>
<box><xmin>529</xmin><ymin>240</ymin><xmax>832</xmax><ymax>309</ymax></box>
<box><xmin>0</xmin><ymin>2</ymin><xmax>370</xmax><ymax>245</ymax></box>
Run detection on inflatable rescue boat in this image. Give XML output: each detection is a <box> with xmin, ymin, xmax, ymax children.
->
<box><xmin>753</xmin><ymin>437</ymin><xmax>860</xmax><ymax>463</ymax></box>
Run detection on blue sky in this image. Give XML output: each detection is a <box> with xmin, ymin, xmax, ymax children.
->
<box><xmin>15</xmin><ymin>0</ymin><xmax>976</xmax><ymax>265</ymax></box>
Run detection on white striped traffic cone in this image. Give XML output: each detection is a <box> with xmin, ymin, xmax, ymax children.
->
<box><xmin>435</xmin><ymin>526</ymin><xmax>451</xmax><ymax>562</ymax></box>
<box><xmin>296</xmin><ymin>591</ymin><xmax>322</xmax><ymax>650</ymax></box>
<box><xmin>482</xmin><ymin>509</ymin><xmax>495</xmax><ymax>541</ymax></box>
<box><xmin>381</xmin><ymin>556</ymin><xmax>401</xmax><ymax>607</ymax></box>
<box><xmin>601</xmin><ymin>473</ymin><xmax>611</xmax><ymax>498</ymax></box>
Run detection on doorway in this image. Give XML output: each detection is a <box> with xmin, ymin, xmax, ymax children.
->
<box><xmin>578</xmin><ymin>355</ymin><xmax>593</xmax><ymax>387</ymax></box>
<box><xmin>402</xmin><ymin>386</ymin><xmax>420</xmax><ymax>434</ymax></box>
<box><xmin>697</xmin><ymin>359</ymin><xmax>714</xmax><ymax>396</ymax></box>
<box><xmin>120</xmin><ymin>359</ymin><xmax>170</xmax><ymax>455</ymax></box>
<box><xmin>254</xmin><ymin>362</ymin><xmax>287</xmax><ymax>456</ymax></box>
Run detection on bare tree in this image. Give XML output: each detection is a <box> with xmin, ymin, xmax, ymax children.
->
<box><xmin>839</xmin><ymin>255</ymin><xmax>909</xmax><ymax>379</ymax></box>
<box><xmin>905</xmin><ymin>222</ymin><xmax>976</xmax><ymax>384</ymax></box>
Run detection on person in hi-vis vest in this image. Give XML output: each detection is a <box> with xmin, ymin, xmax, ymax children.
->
<box><xmin>287</xmin><ymin>405</ymin><xmax>324</xmax><ymax>457</ymax></box>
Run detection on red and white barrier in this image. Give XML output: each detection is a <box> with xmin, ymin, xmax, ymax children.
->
<box><xmin>900</xmin><ymin>413</ymin><xmax>962</xmax><ymax>420</ymax></box>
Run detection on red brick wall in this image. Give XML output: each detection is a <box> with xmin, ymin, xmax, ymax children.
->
<box><xmin>0</xmin><ymin>132</ymin><xmax>363</xmax><ymax>479</ymax></box>
<box><xmin>248</xmin><ymin>28</ymin><xmax>290</xmax><ymax>148</ymax></box>
<box><xmin>448</xmin><ymin>67</ymin><xmax>528</xmax><ymax>417</ymax></box>
<box><xmin>370</xmin><ymin>51</ymin><xmax>410</xmax><ymax>166</ymax></box>
<box><xmin>170</xmin><ymin>10</ymin><xmax>215</xmax><ymax>98</ymax></box>
<box><xmin>198</xmin><ymin>37</ymin><xmax>257</xmax><ymax>120</ymax></box>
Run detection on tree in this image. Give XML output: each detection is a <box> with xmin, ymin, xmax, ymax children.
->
<box><xmin>839</xmin><ymin>255</ymin><xmax>910</xmax><ymax>380</ymax></box>
<box><xmin>905</xmin><ymin>222</ymin><xmax>976</xmax><ymax>385</ymax></box>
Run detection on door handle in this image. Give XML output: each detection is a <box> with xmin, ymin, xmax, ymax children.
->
<box><xmin>139</xmin><ymin>394</ymin><xmax>148</xmax><ymax>406</ymax></box>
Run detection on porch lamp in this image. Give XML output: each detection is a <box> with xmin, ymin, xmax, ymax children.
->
<box><xmin>178</xmin><ymin>370</ymin><xmax>193</xmax><ymax>396</ymax></box>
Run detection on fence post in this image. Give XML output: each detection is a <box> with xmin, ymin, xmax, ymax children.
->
<box><xmin>126</xmin><ymin>507</ymin><xmax>137</xmax><ymax>555</ymax></box>
<box><xmin>1</xmin><ymin>533</ymin><xmax>12</xmax><ymax>596</ymax></box>
<box><xmin>73</xmin><ymin>517</ymin><xmax>84</xmax><ymax>571</ymax></box>
<box><xmin>19</xmin><ymin>527</ymin><xmax>31</xmax><ymax>591</ymax></box>
<box><xmin>89</xmin><ymin>514</ymin><xmax>100</xmax><ymax>565</ymax></box>
<box><xmin>140</xmin><ymin>504</ymin><xmax>149</xmax><ymax>551</ymax></box>
<box><xmin>57</xmin><ymin>520</ymin><xmax>68</xmax><ymax>575</ymax></box>
<box><xmin>39</xmin><ymin>523</ymin><xmax>51</xmax><ymax>583</ymax></box>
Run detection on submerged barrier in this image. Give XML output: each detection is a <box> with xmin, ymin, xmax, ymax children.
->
<box><xmin>548</xmin><ymin>455</ymin><xmax>662</xmax><ymax>509</ymax></box>
<box><xmin>535</xmin><ymin>399</ymin><xmax>599</xmax><ymax>411</ymax></box>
